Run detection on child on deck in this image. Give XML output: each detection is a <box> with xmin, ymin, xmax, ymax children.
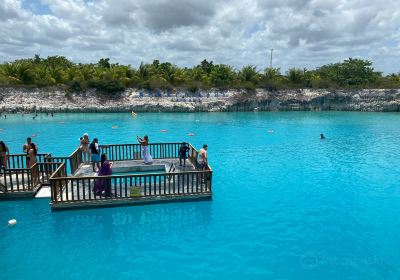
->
<box><xmin>179</xmin><ymin>142</ymin><xmax>190</xmax><ymax>167</ymax></box>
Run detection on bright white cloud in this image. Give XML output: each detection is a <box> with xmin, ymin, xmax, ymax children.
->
<box><xmin>0</xmin><ymin>0</ymin><xmax>399</xmax><ymax>73</ymax></box>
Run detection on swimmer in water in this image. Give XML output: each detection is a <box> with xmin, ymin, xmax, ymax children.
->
<box><xmin>320</xmin><ymin>134</ymin><xmax>326</xmax><ymax>139</ymax></box>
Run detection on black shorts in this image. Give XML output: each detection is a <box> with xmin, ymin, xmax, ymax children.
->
<box><xmin>197</xmin><ymin>162</ymin><xmax>207</xmax><ymax>170</ymax></box>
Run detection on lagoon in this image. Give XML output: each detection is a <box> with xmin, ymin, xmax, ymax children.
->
<box><xmin>1</xmin><ymin>112</ymin><xmax>400</xmax><ymax>279</ymax></box>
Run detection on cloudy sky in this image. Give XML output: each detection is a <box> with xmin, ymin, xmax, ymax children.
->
<box><xmin>0</xmin><ymin>0</ymin><xmax>399</xmax><ymax>73</ymax></box>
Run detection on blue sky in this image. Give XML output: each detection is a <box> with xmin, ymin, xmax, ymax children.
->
<box><xmin>1</xmin><ymin>0</ymin><xmax>400</xmax><ymax>74</ymax></box>
<box><xmin>21</xmin><ymin>0</ymin><xmax>51</xmax><ymax>15</ymax></box>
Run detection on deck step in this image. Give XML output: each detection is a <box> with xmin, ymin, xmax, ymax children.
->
<box><xmin>35</xmin><ymin>186</ymin><xmax>51</xmax><ymax>198</ymax></box>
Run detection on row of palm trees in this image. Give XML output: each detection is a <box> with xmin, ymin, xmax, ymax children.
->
<box><xmin>0</xmin><ymin>55</ymin><xmax>399</xmax><ymax>93</ymax></box>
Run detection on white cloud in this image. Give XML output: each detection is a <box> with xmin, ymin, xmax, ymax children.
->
<box><xmin>0</xmin><ymin>0</ymin><xmax>399</xmax><ymax>73</ymax></box>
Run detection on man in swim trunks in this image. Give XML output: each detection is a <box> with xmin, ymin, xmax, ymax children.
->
<box><xmin>89</xmin><ymin>138</ymin><xmax>101</xmax><ymax>172</ymax></box>
<box><xmin>198</xmin><ymin>144</ymin><xmax>208</xmax><ymax>170</ymax></box>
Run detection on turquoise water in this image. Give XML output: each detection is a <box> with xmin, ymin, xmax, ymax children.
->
<box><xmin>1</xmin><ymin>112</ymin><xmax>400</xmax><ymax>279</ymax></box>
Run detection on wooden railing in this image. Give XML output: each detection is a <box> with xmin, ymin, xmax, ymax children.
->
<box><xmin>45</xmin><ymin>147</ymin><xmax>82</xmax><ymax>175</ymax></box>
<box><xmin>50</xmin><ymin>169</ymin><xmax>212</xmax><ymax>204</ymax></box>
<box><xmin>189</xmin><ymin>145</ymin><xmax>200</xmax><ymax>169</ymax></box>
<box><xmin>47</xmin><ymin>142</ymin><xmax>212</xmax><ymax>205</ymax></box>
<box><xmin>99</xmin><ymin>143</ymin><xmax>183</xmax><ymax>161</ymax></box>
<box><xmin>0</xmin><ymin>161</ymin><xmax>63</xmax><ymax>194</ymax></box>
<box><xmin>69</xmin><ymin>148</ymin><xmax>83</xmax><ymax>175</ymax></box>
<box><xmin>49</xmin><ymin>163</ymin><xmax>67</xmax><ymax>201</ymax></box>
<box><xmin>6</xmin><ymin>153</ymin><xmax>50</xmax><ymax>169</ymax></box>
<box><xmin>43</xmin><ymin>143</ymin><xmax>206</xmax><ymax>178</ymax></box>
<box><xmin>1</xmin><ymin>153</ymin><xmax>52</xmax><ymax>194</ymax></box>
<box><xmin>2</xmin><ymin>167</ymin><xmax>36</xmax><ymax>192</ymax></box>
<box><xmin>36</xmin><ymin>162</ymin><xmax>64</xmax><ymax>185</ymax></box>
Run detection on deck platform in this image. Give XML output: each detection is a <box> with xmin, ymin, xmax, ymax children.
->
<box><xmin>0</xmin><ymin>173</ymin><xmax>42</xmax><ymax>199</ymax></box>
<box><xmin>0</xmin><ymin>158</ymin><xmax>61</xmax><ymax>200</ymax></box>
<box><xmin>51</xmin><ymin>158</ymin><xmax>211</xmax><ymax>210</ymax></box>
<box><xmin>18</xmin><ymin>142</ymin><xmax>214</xmax><ymax>211</ymax></box>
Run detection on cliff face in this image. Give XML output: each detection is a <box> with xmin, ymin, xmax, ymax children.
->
<box><xmin>0</xmin><ymin>87</ymin><xmax>399</xmax><ymax>112</ymax></box>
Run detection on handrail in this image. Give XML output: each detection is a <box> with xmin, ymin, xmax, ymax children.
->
<box><xmin>49</xmin><ymin>162</ymin><xmax>67</xmax><ymax>180</ymax></box>
<box><xmin>2</xmin><ymin>167</ymin><xmax>31</xmax><ymax>171</ymax></box>
<box><xmin>49</xmin><ymin>162</ymin><xmax>67</xmax><ymax>201</ymax></box>
<box><xmin>98</xmin><ymin>142</ymin><xmax>192</xmax><ymax>147</ymax></box>
<box><xmin>6</xmin><ymin>153</ymin><xmax>50</xmax><ymax>156</ymax></box>
<box><xmin>6</xmin><ymin>153</ymin><xmax>50</xmax><ymax>169</ymax></box>
<box><xmin>69</xmin><ymin>147</ymin><xmax>83</xmax><ymax>175</ymax></box>
<box><xmin>46</xmin><ymin>156</ymin><xmax>70</xmax><ymax>160</ymax></box>
<box><xmin>45</xmin><ymin>149</ymin><xmax>81</xmax><ymax>175</ymax></box>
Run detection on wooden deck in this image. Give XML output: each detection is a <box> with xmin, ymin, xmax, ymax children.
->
<box><xmin>50</xmin><ymin>143</ymin><xmax>212</xmax><ymax>210</ymax></box>
<box><xmin>0</xmin><ymin>160</ymin><xmax>64</xmax><ymax>199</ymax></box>
<box><xmin>51</xmin><ymin>158</ymin><xmax>212</xmax><ymax>210</ymax></box>
<box><xmin>0</xmin><ymin>143</ymin><xmax>213</xmax><ymax>210</ymax></box>
<box><xmin>0</xmin><ymin>169</ymin><xmax>40</xmax><ymax>199</ymax></box>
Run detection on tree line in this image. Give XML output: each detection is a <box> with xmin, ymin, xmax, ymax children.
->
<box><xmin>0</xmin><ymin>55</ymin><xmax>399</xmax><ymax>94</ymax></box>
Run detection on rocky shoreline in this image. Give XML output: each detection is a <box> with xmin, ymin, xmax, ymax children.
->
<box><xmin>0</xmin><ymin>87</ymin><xmax>400</xmax><ymax>113</ymax></box>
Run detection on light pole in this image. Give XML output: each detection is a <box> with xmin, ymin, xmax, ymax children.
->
<box><xmin>270</xmin><ymin>48</ymin><xmax>274</xmax><ymax>69</ymax></box>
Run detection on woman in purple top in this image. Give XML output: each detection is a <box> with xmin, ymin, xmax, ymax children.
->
<box><xmin>93</xmin><ymin>154</ymin><xmax>113</xmax><ymax>196</ymax></box>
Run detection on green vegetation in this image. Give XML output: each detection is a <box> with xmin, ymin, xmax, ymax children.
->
<box><xmin>0</xmin><ymin>55</ymin><xmax>399</xmax><ymax>93</ymax></box>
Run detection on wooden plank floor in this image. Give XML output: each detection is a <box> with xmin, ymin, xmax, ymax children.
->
<box><xmin>74</xmin><ymin>158</ymin><xmax>196</xmax><ymax>177</ymax></box>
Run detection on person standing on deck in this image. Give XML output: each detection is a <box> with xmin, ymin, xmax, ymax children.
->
<box><xmin>0</xmin><ymin>141</ymin><xmax>9</xmax><ymax>171</ymax></box>
<box><xmin>23</xmin><ymin>137</ymin><xmax>38</xmax><ymax>167</ymax></box>
<box><xmin>137</xmin><ymin>135</ymin><xmax>153</xmax><ymax>164</ymax></box>
<box><xmin>179</xmin><ymin>142</ymin><xmax>190</xmax><ymax>167</ymax></box>
<box><xmin>80</xmin><ymin>133</ymin><xmax>90</xmax><ymax>163</ymax></box>
<box><xmin>89</xmin><ymin>138</ymin><xmax>101</xmax><ymax>172</ymax></box>
<box><xmin>198</xmin><ymin>144</ymin><xmax>208</xmax><ymax>170</ymax></box>
<box><xmin>28</xmin><ymin>147</ymin><xmax>37</xmax><ymax>167</ymax></box>
<box><xmin>93</xmin><ymin>154</ymin><xmax>113</xmax><ymax>197</ymax></box>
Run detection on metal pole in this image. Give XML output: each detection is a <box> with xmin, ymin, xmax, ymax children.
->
<box><xmin>270</xmin><ymin>48</ymin><xmax>274</xmax><ymax>69</ymax></box>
